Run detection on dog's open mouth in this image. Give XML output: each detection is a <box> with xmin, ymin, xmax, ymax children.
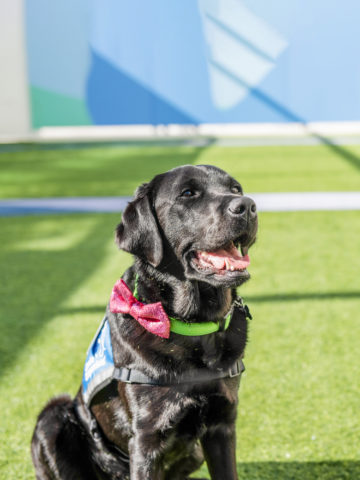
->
<box><xmin>191</xmin><ymin>242</ymin><xmax>250</xmax><ymax>276</ymax></box>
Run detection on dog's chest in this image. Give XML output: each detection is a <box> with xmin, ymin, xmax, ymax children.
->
<box><xmin>131</xmin><ymin>380</ymin><xmax>239</xmax><ymax>438</ymax></box>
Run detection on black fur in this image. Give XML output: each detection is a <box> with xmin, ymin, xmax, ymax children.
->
<box><xmin>31</xmin><ymin>165</ymin><xmax>258</xmax><ymax>480</ymax></box>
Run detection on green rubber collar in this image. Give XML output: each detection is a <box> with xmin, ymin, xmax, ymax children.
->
<box><xmin>133</xmin><ymin>274</ymin><xmax>232</xmax><ymax>336</ymax></box>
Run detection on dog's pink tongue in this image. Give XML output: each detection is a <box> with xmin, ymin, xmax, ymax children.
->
<box><xmin>201</xmin><ymin>244</ymin><xmax>250</xmax><ymax>270</ymax></box>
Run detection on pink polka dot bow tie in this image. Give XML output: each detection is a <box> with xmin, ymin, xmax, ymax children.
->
<box><xmin>110</xmin><ymin>279</ymin><xmax>171</xmax><ymax>339</ymax></box>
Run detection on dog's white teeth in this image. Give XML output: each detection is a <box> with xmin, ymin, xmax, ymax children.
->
<box><xmin>230</xmin><ymin>265</ymin><xmax>234</xmax><ymax>271</ymax></box>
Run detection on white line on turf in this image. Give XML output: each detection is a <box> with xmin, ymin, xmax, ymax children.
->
<box><xmin>0</xmin><ymin>192</ymin><xmax>359</xmax><ymax>216</ymax></box>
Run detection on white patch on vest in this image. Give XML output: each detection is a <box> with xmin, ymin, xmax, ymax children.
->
<box><xmin>84</xmin><ymin>331</ymin><xmax>108</xmax><ymax>381</ymax></box>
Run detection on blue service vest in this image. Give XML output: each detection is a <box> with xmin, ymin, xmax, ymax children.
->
<box><xmin>82</xmin><ymin>316</ymin><xmax>115</xmax><ymax>405</ymax></box>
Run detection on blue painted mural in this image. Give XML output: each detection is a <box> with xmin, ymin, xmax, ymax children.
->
<box><xmin>25</xmin><ymin>0</ymin><xmax>360</xmax><ymax>127</ymax></box>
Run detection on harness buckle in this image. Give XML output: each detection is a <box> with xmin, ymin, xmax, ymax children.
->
<box><xmin>229</xmin><ymin>359</ymin><xmax>245</xmax><ymax>378</ymax></box>
<box><xmin>233</xmin><ymin>296</ymin><xmax>245</xmax><ymax>308</ymax></box>
<box><xmin>233</xmin><ymin>297</ymin><xmax>252</xmax><ymax>320</ymax></box>
<box><xmin>117</xmin><ymin>367</ymin><xmax>132</xmax><ymax>383</ymax></box>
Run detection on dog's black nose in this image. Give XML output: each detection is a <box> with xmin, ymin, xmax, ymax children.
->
<box><xmin>228</xmin><ymin>196</ymin><xmax>257</xmax><ymax>218</ymax></box>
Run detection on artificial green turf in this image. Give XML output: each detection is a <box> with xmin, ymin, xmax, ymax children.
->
<box><xmin>0</xmin><ymin>210</ymin><xmax>359</xmax><ymax>479</ymax></box>
<box><xmin>0</xmin><ymin>143</ymin><xmax>359</xmax><ymax>198</ymax></box>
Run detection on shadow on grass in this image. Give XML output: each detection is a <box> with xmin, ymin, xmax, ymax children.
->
<box><xmin>247</xmin><ymin>291</ymin><xmax>360</xmax><ymax>303</ymax></box>
<box><xmin>0</xmin><ymin>142</ymin><xmax>215</xmax><ymax>199</ymax></box>
<box><xmin>236</xmin><ymin>460</ymin><xmax>360</xmax><ymax>479</ymax></box>
<box><xmin>0</xmin><ymin>215</ymin><xmax>115</xmax><ymax>379</ymax></box>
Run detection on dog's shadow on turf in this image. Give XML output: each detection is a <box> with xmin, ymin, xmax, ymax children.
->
<box><xmin>193</xmin><ymin>460</ymin><xmax>360</xmax><ymax>479</ymax></box>
<box><xmin>234</xmin><ymin>460</ymin><xmax>360</xmax><ymax>479</ymax></box>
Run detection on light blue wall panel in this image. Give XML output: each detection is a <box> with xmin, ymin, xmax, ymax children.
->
<box><xmin>25</xmin><ymin>0</ymin><xmax>360</xmax><ymax>126</ymax></box>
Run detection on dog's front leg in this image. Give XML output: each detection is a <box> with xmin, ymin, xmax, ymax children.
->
<box><xmin>129</xmin><ymin>435</ymin><xmax>165</xmax><ymax>480</ymax></box>
<box><xmin>201</xmin><ymin>425</ymin><xmax>238</xmax><ymax>480</ymax></box>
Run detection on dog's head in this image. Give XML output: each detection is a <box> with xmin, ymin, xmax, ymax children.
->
<box><xmin>116</xmin><ymin>165</ymin><xmax>258</xmax><ymax>287</ymax></box>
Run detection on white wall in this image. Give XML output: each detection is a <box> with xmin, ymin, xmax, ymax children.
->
<box><xmin>0</xmin><ymin>0</ymin><xmax>30</xmax><ymax>137</ymax></box>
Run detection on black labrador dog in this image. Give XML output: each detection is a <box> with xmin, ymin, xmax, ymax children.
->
<box><xmin>31</xmin><ymin>165</ymin><xmax>258</xmax><ymax>480</ymax></box>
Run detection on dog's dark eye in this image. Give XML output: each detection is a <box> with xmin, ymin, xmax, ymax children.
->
<box><xmin>181</xmin><ymin>189</ymin><xmax>195</xmax><ymax>197</ymax></box>
<box><xmin>231</xmin><ymin>185</ymin><xmax>242</xmax><ymax>194</ymax></box>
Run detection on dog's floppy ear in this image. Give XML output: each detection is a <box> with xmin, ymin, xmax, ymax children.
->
<box><xmin>115</xmin><ymin>183</ymin><xmax>163</xmax><ymax>267</ymax></box>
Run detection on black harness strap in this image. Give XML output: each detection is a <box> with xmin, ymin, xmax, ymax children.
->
<box><xmin>113</xmin><ymin>358</ymin><xmax>245</xmax><ymax>386</ymax></box>
<box><xmin>82</xmin><ymin>300</ymin><xmax>251</xmax><ymax>406</ymax></box>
